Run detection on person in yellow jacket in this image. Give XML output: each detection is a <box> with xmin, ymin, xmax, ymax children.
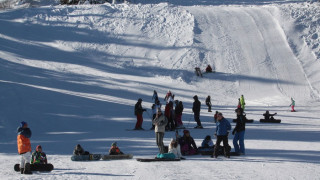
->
<box><xmin>240</xmin><ymin>95</ymin><xmax>246</xmax><ymax>111</ymax></box>
<box><xmin>17</xmin><ymin>121</ymin><xmax>32</xmax><ymax>174</ymax></box>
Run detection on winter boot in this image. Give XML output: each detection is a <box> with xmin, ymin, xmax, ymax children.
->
<box><xmin>23</xmin><ymin>163</ymin><xmax>32</xmax><ymax>174</ymax></box>
<box><xmin>20</xmin><ymin>168</ymin><xmax>24</xmax><ymax>174</ymax></box>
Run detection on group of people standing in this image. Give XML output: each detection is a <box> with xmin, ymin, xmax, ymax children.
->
<box><xmin>134</xmin><ymin>91</ymin><xmax>248</xmax><ymax>159</ymax></box>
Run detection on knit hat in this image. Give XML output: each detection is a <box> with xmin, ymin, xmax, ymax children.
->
<box><xmin>183</xmin><ymin>129</ymin><xmax>189</xmax><ymax>134</ymax></box>
<box><xmin>20</xmin><ymin>121</ymin><xmax>27</xmax><ymax>128</ymax></box>
<box><xmin>36</xmin><ymin>145</ymin><xmax>42</xmax><ymax>151</ymax></box>
<box><xmin>111</xmin><ymin>142</ymin><xmax>117</xmax><ymax>146</ymax></box>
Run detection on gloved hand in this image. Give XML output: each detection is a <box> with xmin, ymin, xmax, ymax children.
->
<box><xmin>214</xmin><ymin>133</ymin><xmax>217</xmax><ymax>138</ymax></box>
<box><xmin>232</xmin><ymin>130</ymin><xmax>235</xmax><ymax>135</ymax></box>
<box><xmin>227</xmin><ymin>131</ymin><xmax>230</xmax><ymax>137</ymax></box>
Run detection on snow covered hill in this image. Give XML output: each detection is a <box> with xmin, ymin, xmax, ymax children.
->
<box><xmin>0</xmin><ymin>0</ymin><xmax>320</xmax><ymax>179</ymax></box>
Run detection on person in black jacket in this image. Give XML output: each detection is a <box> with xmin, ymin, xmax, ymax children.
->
<box><xmin>205</xmin><ymin>95</ymin><xmax>212</xmax><ymax>112</ymax></box>
<box><xmin>192</xmin><ymin>95</ymin><xmax>203</xmax><ymax>128</ymax></box>
<box><xmin>232</xmin><ymin>108</ymin><xmax>246</xmax><ymax>155</ymax></box>
<box><xmin>134</xmin><ymin>98</ymin><xmax>146</xmax><ymax>130</ymax></box>
<box><xmin>73</xmin><ymin>144</ymin><xmax>90</xmax><ymax>155</ymax></box>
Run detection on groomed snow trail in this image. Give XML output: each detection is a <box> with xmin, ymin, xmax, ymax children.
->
<box><xmin>185</xmin><ymin>6</ymin><xmax>314</xmax><ymax>105</ymax></box>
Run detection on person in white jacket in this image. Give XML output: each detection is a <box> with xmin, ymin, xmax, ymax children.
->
<box><xmin>152</xmin><ymin>108</ymin><xmax>168</xmax><ymax>154</ymax></box>
<box><xmin>168</xmin><ymin>138</ymin><xmax>182</xmax><ymax>159</ymax></box>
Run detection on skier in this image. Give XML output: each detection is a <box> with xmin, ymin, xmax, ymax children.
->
<box><xmin>152</xmin><ymin>90</ymin><xmax>159</xmax><ymax>104</ymax></box>
<box><xmin>240</xmin><ymin>95</ymin><xmax>245</xmax><ymax>111</ymax></box>
<box><xmin>212</xmin><ymin>112</ymin><xmax>231</xmax><ymax>158</ymax></box>
<box><xmin>290</xmin><ymin>97</ymin><xmax>296</xmax><ymax>112</ymax></box>
<box><xmin>109</xmin><ymin>142</ymin><xmax>124</xmax><ymax>155</ymax></box>
<box><xmin>175</xmin><ymin>101</ymin><xmax>184</xmax><ymax>128</ymax></box>
<box><xmin>31</xmin><ymin>145</ymin><xmax>47</xmax><ymax>164</ymax></box>
<box><xmin>134</xmin><ymin>98</ymin><xmax>146</xmax><ymax>130</ymax></box>
<box><xmin>17</xmin><ymin>121</ymin><xmax>32</xmax><ymax>174</ymax></box>
<box><xmin>205</xmin><ymin>95</ymin><xmax>212</xmax><ymax>112</ymax></box>
<box><xmin>165</xmin><ymin>101</ymin><xmax>175</xmax><ymax>131</ymax></box>
<box><xmin>201</xmin><ymin>135</ymin><xmax>214</xmax><ymax>148</ymax></box>
<box><xmin>263</xmin><ymin>110</ymin><xmax>277</xmax><ymax>121</ymax></box>
<box><xmin>152</xmin><ymin>108</ymin><xmax>168</xmax><ymax>154</ymax></box>
<box><xmin>232</xmin><ymin>108</ymin><xmax>246</xmax><ymax>155</ymax></box>
<box><xmin>205</xmin><ymin>65</ymin><xmax>213</xmax><ymax>73</ymax></box>
<box><xmin>192</xmin><ymin>95</ymin><xmax>203</xmax><ymax>128</ymax></box>
<box><xmin>73</xmin><ymin>144</ymin><xmax>90</xmax><ymax>155</ymax></box>
<box><xmin>179</xmin><ymin>130</ymin><xmax>198</xmax><ymax>155</ymax></box>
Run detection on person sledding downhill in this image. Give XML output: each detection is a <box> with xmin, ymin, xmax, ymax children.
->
<box><xmin>212</xmin><ymin>112</ymin><xmax>231</xmax><ymax>158</ymax></box>
<box><xmin>134</xmin><ymin>98</ymin><xmax>146</xmax><ymax>130</ymax></box>
<box><xmin>17</xmin><ymin>121</ymin><xmax>32</xmax><ymax>174</ymax></box>
<box><xmin>192</xmin><ymin>95</ymin><xmax>203</xmax><ymax>128</ymax></box>
<box><xmin>205</xmin><ymin>65</ymin><xmax>213</xmax><ymax>73</ymax></box>
<box><xmin>195</xmin><ymin>67</ymin><xmax>203</xmax><ymax>77</ymax></box>
<box><xmin>109</xmin><ymin>142</ymin><xmax>124</xmax><ymax>155</ymax></box>
<box><xmin>31</xmin><ymin>145</ymin><xmax>47</xmax><ymax>164</ymax></box>
<box><xmin>290</xmin><ymin>97</ymin><xmax>296</xmax><ymax>112</ymax></box>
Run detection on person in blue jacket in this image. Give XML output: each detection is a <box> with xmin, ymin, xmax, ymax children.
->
<box><xmin>213</xmin><ymin>112</ymin><xmax>231</xmax><ymax>158</ymax></box>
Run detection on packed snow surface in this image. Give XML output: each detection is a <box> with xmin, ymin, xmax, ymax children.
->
<box><xmin>0</xmin><ymin>0</ymin><xmax>320</xmax><ymax>179</ymax></box>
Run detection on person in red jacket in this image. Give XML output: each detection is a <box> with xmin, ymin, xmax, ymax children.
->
<box><xmin>17</xmin><ymin>121</ymin><xmax>32</xmax><ymax>174</ymax></box>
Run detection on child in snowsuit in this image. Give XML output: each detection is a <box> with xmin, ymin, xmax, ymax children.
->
<box><xmin>109</xmin><ymin>142</ymin><xmax>124</xmax><ymax>155</ymax></box>
<box><xmin>73</xmin><ymin>144</ymin><xmax>90</xmax><ymax>155</ymax></box>
<box><xmin>233</xmin><ymin>108</ymin><xmax>246</xmax><ymax>155</ymax></box>
<box><xmin>179</xmin><ymin>130</ymin><xmax>198</xmax><ymax>155</ymax></box>
<box><xmin>31</xmin><ymin>145</ymin><xmax>47</xmax><ymax>164</ymax></box>
<box><xmin>17</xmin><ymin>121</ymin><xmax>32</xmax><ymax>174</ymax></box>
<box><xmin>201</xmin><ymin>135</ymin><xmax>214</xmax><ymax>148</ymax></box>
<box><xmin>213</xmin><ymin>112</ymin><xmax>231</xmax><ymax>158</ymax></box>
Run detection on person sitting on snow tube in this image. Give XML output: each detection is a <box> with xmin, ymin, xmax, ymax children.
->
<box><xmin>109</xmin><ymin>142</ymin><xmax>124</xmax><ymax>155</ymax></box>
<box><xmin>31</xmin><ymin>145</ymin><xmax>47</xmax><ymax>164</ymax></box>
<box><xmin>179</xmin><ymin>130</ymin><xmax>198</xmax><ymax>155</ymax></box>
<box><xmin>73</xmin><ymin>144</ymin><xmax>90</xmax><ymax>156</ymax></box>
